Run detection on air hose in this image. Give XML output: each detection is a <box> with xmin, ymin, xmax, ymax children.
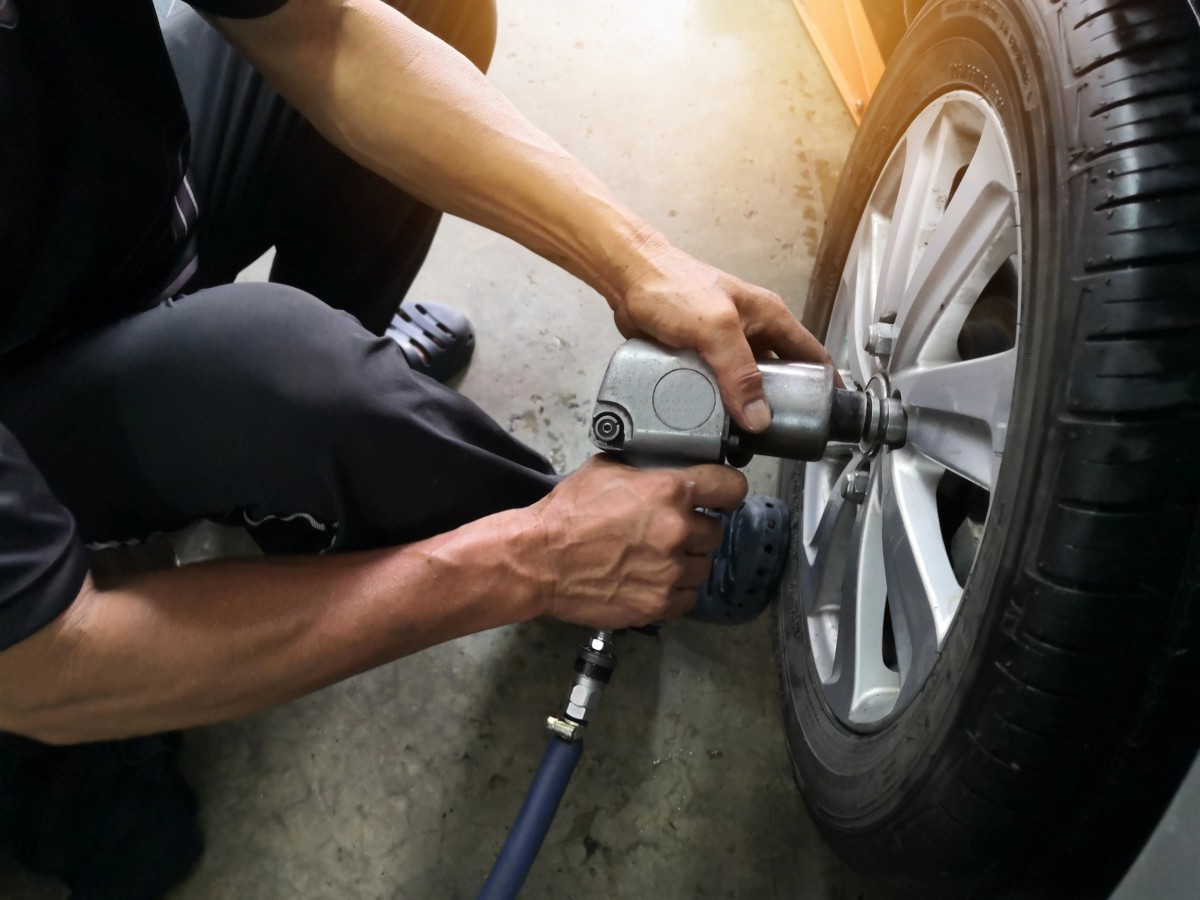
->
<box><xmin>476</xmin><ymin>736</ymin><xmax>583</xmax><ymax>900</ymax></box>
<box><xmin>477</xmin><ymin>630</ymin><xmax>615</xmax><ymax>900</ymax></box>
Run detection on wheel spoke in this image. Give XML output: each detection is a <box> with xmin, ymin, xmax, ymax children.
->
<box><xmin>833</xmin><ymin>232</ymin><xmax>875</xmax><ymax>387</ymax></box>
<box><xmin>827</xmin><ymin>270</ymin><xmax>868</xmax><ymax>388</ymax></box>
<box><xmin>800</xmin><ymin>454</ymin><xmax>863</xmax><ymax>684</ymax></box>
<box><xmin>874</xmin><ymin>104</ymin><xmax>947</xmax><ymax>313</ymax></box>
<box><xmin>800</xmin><ymin>453</ymin><xmax>862</xmax><ymax>613</ymax></box>
<box><xmin>891</xmin><ymin>115</ymin><xmax>1018</xmax><ymax>371</ymax></box>
<box><xmin>825</xmin><ymin>474</ymin><xmax>898</xmax><ymax>724</ymax></box>
<box><xmin>881</xmin><ymin>449</ymin><xmax>962</xmax><ymax>653</ymax></box>
<box><xmin>892</xmin><ymin>348</ymin><xmax>1016</xmax><ymax>491</ymax></box>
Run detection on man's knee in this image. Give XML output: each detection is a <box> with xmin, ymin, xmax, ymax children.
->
<box><xmin>387</xmin><ymin>0</ymin><xmax>497</xmax><ymax>73</ymax></box>
<box><xmin>158</xmin><ymin>284</ymin><xmax>417</xmax><ymax>448</ymax></box>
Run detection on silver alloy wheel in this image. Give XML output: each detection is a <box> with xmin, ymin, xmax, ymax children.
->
<box><xmin>800</xmin><ymin>90</ymin><xmax>1022</xmax><ymax>730</ymax></box>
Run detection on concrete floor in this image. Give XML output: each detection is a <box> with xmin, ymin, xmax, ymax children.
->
<box><xmin>0</xmin><ymin>1</ymin><xmax>902</xmax><ymax>897</ymax></box>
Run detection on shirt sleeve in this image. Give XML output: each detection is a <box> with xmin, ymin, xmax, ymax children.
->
<box><xmin>0</xmin><ymin>423</ymin><xmax>89</xmax><ymax>652</ymax></box>
<box><xmin>183</xmin><ymin>0</ymin><xmax>289</xmax><ymax>19</ymax></box>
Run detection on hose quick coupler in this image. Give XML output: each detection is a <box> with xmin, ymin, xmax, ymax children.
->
<box><xmin>556</xmin><ymin>630</ymin><xmax>615</xmax><ymax>731</ymax></box>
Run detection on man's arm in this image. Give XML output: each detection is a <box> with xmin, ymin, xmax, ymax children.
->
<box><xmin>0</xmin><ymin>459</ymin><xmax>743</xmax><ymax>744</ymax></box>
<box><xmin>204</xmin><ymin>0</ymin><xmax>831</xmax><ymax>431</ymax></box>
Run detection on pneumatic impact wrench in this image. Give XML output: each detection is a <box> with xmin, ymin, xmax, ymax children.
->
<box><xmin>590</xmin><ymin>337</ymin><xmax>907</xmax><ymax>465</ymax></box>
<box><xmin>477</xmin><ymin>340</ymin><xmax>908</xmax><ymax>899</ymax></box>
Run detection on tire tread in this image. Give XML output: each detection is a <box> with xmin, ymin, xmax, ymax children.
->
<box><xmin>968</xmin><ymin>1</ymin><xmax>1200</xmax><ymax>891</ymax></box>
<box><xmin>780</xmin><ymin>1</ymin><xmax>1200</xmax><ymax>896</ymax></box>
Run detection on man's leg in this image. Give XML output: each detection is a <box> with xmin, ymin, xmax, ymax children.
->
<box><xmin>162</xmin><ymin>0</ymin><xmax>497</xmax><ymax>334</ymax></box>
<box><xmin>0</xmin><ymin>282</ymin><xmax>555</xmax><ymax>554</ymax></box>
<box><xmin>0</xmin><ymin>282</ymin><xmax>554</xmax><ymax>895</ymax></box>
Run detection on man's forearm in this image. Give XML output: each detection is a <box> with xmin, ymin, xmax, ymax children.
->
<box><xmin>213</xmin><ymin>0</ymin><xmax>658</xmax><ymax>307</ymax></box>
<box><xmin>211</xmin><ymin>1</ymin><xmax>831</xmax><ymax>430</ymax></box>
<box><xmin>0</xmin><ymin>508</ymin><xmax>546</xmax><ymax>744</ymax></box>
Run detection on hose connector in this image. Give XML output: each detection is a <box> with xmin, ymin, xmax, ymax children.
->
<box><xmin>559</xmin><ymin>630</ymin><xmax>615</xmax><ymax>727</ymax></box>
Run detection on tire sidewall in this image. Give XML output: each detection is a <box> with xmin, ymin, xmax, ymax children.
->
<box><xmin>777</xmin><ymin>0</ymin><xmax>1066</xmax><ymax>833</ymax></box>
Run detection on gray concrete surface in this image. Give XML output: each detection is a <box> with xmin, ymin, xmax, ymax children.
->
<box><xmin>0</xmin><ymin>1</ymin><xmax>902</xmax><ymax>897</ymax></box>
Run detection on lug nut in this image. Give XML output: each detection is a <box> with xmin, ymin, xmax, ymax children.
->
<box><xmin>841</xmin><ymin>468</ymin><xmax>870</xmax><ymax>504</ymax></box>
<box><xmin>865</xmin><ymin>322</ymin><xmax>898</xmax><ymax>357</ymax></box>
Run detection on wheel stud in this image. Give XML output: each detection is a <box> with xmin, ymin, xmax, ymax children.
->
<box><xmin>865</xmin><ymin>322</ymin><xmax>897</xmax><ymax>358</ymax></box>
<box><xmin>841</xmin><ymin>468</ymin><xmax>870</xmax><ymax>504</ymax></box>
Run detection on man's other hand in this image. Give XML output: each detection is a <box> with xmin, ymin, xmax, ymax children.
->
<box><xmin>530</xmin><ymin>456</ymin><xmax>748</xmax><ymax>629</ymax></box>
<box><xmin>610</xmin><ymin>231</ymin><xmax>833</xmax><ymax>434</ymax></box>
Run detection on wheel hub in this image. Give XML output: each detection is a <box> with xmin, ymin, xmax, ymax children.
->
<box><xmin>861</xmin><ymin>373</ymin><xmax>905</xmax><ymax>454</ymax></box>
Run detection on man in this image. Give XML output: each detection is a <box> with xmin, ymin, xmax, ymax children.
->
<box><xmin>0</xmin><ymin>0</ymin><xmax>828</xmax><ymax>894</ymax></box>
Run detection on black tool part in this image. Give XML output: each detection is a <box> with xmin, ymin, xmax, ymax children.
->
<box><xmin>689</xmin><ymin>496</ymin><xmax>790</xmax><ymax>625</ymax></box>
<box><xmin>829</xmin><ymin>389</ymin><xmax>870</xmax><ymax>443</ymax></box>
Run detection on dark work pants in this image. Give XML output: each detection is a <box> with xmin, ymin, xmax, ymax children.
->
<box><xmin>0</xmin><ymin>3</ymin><xmax>556</xmax><ymax>896</ymax></box>
<box><xmin>1</xmin><ymin>0</ymin><xmax>556</xmax><ymax>555</ymax></box>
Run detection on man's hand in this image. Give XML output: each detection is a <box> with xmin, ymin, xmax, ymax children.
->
<box><xmin>529</xmin><ymin>456</ymin><xmax>747</xmax><ymax>629</ymax></box>
<box><xmin>610</xmin><ymin>231</ymin><xmax>833</xmax><ymax>434</ymax></box>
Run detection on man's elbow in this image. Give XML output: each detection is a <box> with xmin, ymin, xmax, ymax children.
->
<box><xmin>0</xmin><ymin>578</ymin><xmax>107</xmax><ymax>745</ymax></box>
<box><xmin>0</xmin><ymin>679</ymin><xmax>103</xmax><ymax>746</ymax></box>
<box><xmin>0</xmin><ymin>707</ymin><xmax>89</xmax><ymax>746</ymax></box>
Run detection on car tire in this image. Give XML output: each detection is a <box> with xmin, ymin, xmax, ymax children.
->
<box><xmin>775</xmin><ymin>1</ymin><xmax>1200</xmax><ymax>897</ymax></box>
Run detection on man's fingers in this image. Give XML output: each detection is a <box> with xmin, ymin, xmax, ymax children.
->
<box><xmin>683</xmin><ymin>511</ymin><xmax>724</xmax><ymax>555</ymax></box>
<box><xmin>739</xmin><ymin>289</ymin><xmax>846</xmax><ymax>388</ymax></box>
<box><xmin>678</xmin><ymin>554</ymin><xmax>712</xmax><ymax>589</ymax></box>
<box><xmin>739</xmin><ymin>289</ymin><xmax>831</xmax><ymax>364</ymax></box>
<box><xmin>678</xmin><ymin>464</ymin><xmax>749</xmax><ymax>511</ymax></box>
<box><xmin>765</xmin><ymin>314</ymin><xmax>831</xmax><ymax>367</ymax></box>
<box><xmin>698</xmin><ymin>316</ymin><xmax>771</xmax><ymax>433</ymax></box>
<box><xmin>665</xmin><ymin>588</ymin><xmax>699</xmax><ymax>619</ymax></box>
